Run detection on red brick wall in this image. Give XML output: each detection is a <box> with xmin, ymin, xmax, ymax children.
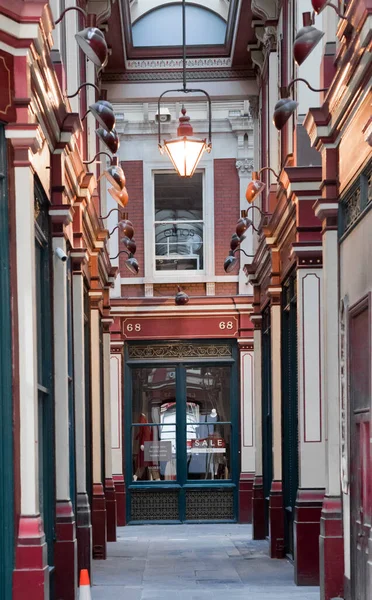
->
<box><xmin>119</xmin><ymin>160</ymin><xmax>144</xmax><ymax>277</ymax></box>
<box><xmin>214</xmin><ymin>159</ymin><xmax>240</xmax><ymax>276</ymax></box>
<box><xmin>215</xmin><ymin>282</ymin><xmax>238</xmax><ymax>296</ymax></box>
<box><xmin>121</xmin><ymin>285</ymin><xmax>144</xmax><ymax>297</ymax></box>
<box><xmin>153</xmin><ymin>283</ymin><xmax>206</xmax><ymax>297</ymax></box>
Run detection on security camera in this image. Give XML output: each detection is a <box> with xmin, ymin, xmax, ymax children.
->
<box><xmin>54</xmin><ymin>247</ymin><xmax>67</xmax><ymax>262</ymax></box>
<box><xmin>155</xmin><ymin>108</ymin><xmax>171</xmax><ymax>123</ymax></box>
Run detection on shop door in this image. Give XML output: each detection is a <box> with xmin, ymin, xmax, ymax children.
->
<box><xmin>350</xmin><ymin>297</ymin><xmax>371</xmax><ymax>600</ymax></box>
<box><xmin>126</xmin><ymin>359</ymin><xmax>238</xmax><ymax>523</ymax></box>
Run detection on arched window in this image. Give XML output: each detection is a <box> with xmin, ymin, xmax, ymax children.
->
<box><xmin>132</xmin><ymin>4</ymin><xmax>226</xmax><ymax>47</ymax></box>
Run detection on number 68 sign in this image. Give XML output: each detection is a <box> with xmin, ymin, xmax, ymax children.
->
<box><xmin>122</xmin><ymin>316</ymin><xmax>239</xmax><ymax>339</ymax></box>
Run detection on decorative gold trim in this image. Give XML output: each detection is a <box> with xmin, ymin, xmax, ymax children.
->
<box><xmin>0</xmin><ymin>57</ymin><xmax>11</xmax><ymax>116</ymax></box>
<box><xmin>128</xmin><ymin>343</ymin><xmax>233</xmax><ymax>360</ymax></box>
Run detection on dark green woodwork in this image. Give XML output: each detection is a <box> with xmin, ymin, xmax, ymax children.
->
<box><xmin>0</xmin><ymin>126</ymin><xmax>14</xmax><ymax>600</ymax></box>
<box><xmin>35</xmin><ymin>178</ymin><xmax>55</xmax><ymax>588</ymax></box>
<box><xmin>124</xmin><ymin>340</ymin><xmax>239</xmax><ymax>523</ymax></box>
<box><xmin>281</xmin><ymin>273</ymin><xmax>299</xmax><ymax>559</ymax></box>
<box><xmin>66</xmin><ymin>260</ymin><xmax>77</xmax><ymax>510</ymax></box>
<box><xmin>84</xmin><ymin>289</ymin><xmax>93</xmax><ymax>505</ymax></box>
<box><xmin>261</xmin><ymin>305</ymin><xmax>273</xmax><ymax>537</ymax></box>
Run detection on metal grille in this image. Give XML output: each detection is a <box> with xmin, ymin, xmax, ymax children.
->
<box><xmin>130</xmin><ymin>490</ymin><xmax>179</xmax><ymax>521</ymax></box>
<box><xmin>185</xmin><ymin>489</ymin><xmax>234</xmax><ymax>520</ymax></box>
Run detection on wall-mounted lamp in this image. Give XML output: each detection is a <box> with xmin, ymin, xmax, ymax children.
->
<box><xmin>96</xmin><ymin>128</ymin><xmax>120</xmax><ymax>154</ymax></box>
<box><xmin>87</xmin><ymin>153</ymin><xmax>126</xmax><ymax>194</ymax></box>
<box><xmin>82</xmin><ymin>100</ymin><xmax>116</xmax><ymax>133</ymax></box>
<box><xmin>55</xmin><ymin>7</ymin><xmax>108</xmax><ymax>68</ymax></box>
<box><xmin>110</xmin><ymin>250</ymin><xmax>139</xmax><ymax>274</ymax></box>
<box><xmin>175</xmin><ymin>286</ymin><xmax>190</xmax><ymax>305</ymax></box>
<box><xmin>273</xmin><ymin>78</ymin><xmax>328</xmax><ymax>130</ymax></box>
<box><xmin>157</xmin><ymin>0</ymin><xmax>212</xmax><ymax>177</ymax></box>
<box><xmin>223</xmin><ymin>248</ymin><xmax>255</xmax><ymax>273</ymax></box>
<box><xmin>311</xmin><ymin>0</ymin><xmax>349</xmax><ymax>18</ymax></box>
<box><xmin>245</xmin><ymin>168</ymin><xmax>280</xmax><ymax>204</ymax></box>
<box><xmin>293</xmin><ymin>12</ymin><xmax>324</xmax><ymax>66</ymax></box>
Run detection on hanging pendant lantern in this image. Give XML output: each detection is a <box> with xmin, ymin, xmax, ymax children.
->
<box><xmin>162</xmin><ymin>108</ymin><xmax>207</xmax><ymax>178</ymax></box>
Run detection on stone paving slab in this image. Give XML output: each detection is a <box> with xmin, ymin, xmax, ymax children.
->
<box><xmin>91</xmin><ymin>524</ymin><xmax>320</xmax><ymax>600</ymax></box>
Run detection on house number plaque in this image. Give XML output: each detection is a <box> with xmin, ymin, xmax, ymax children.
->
<box><xmin>122</xmin><ymin>315</ymin><xmax>239</xmax><ymax>339</ymax></box>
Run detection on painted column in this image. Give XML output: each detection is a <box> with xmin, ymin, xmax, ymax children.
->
<box><xmin>314</xmin><ymin>145</ymin><xmax>344</xmax><ymax>600</ymax></box>
<box><xmin>72</xmin><ymin>253</ymin><xmax>92</xmax><ymax>576</ymax></box>
<box><xmin>111</xmin><ymin>342</ymin><xmax>125</xmax><ymax>526</ymax></box>
<box><xmin>269</xmin><ymin>284</ymin><xmax>285</xmax><ymax>559</ymax></box>
<box><xmin>238</xmin><ymin>341</ymin><xmax>255</xmax><ymax>523</ymax></box>
<box><xmin>90</xmin><ymin>290</ymin><xmax>107</xmax><ymax>560</ymax></box>
<box><xmin>251</xmin><ymin>313</ymin><xmax>265</xmax><ymax>539</ymax></box>
<box><xmin>52</xmin><ymin>236</ymin><xmax>77</xmax><ymax>600</ymax></box>
<box><xmin>103</xmin><ymin>317</ymin><xmax>117</xmax><ymax>542</ymax></box>
<box><xmin>9</xmin><ymin>139</ymin><xmax>49</xmax><ymax>599</ymax></box>
<box><xmin>294</xmin><ymin>254</ymin><xmax>326</xmax><ymax>585</ymax></box>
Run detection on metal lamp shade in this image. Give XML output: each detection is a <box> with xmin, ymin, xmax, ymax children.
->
<box><xmin>125</xmin><ymin>255</ymin><xmax>139</xmax><ymax>275</ymax></box>
<box><xmin>118</xmin><ymin>219</ymin><xmax>134</xmax><ymax>239</ymax></box>
<box><xmin>293</xmin><ymin>25</ymin><xmax>324</xmax><ymax>65</ymax></box>
<box><xmin>273</xmin><ymin>98</ymin><xmax>299</xmax><ymax>131</ymax></box>
<box><xmin>75</xmin><ymin>27</ymin><xmax>108</xmax><ymax>68</ymax></box>
<box><xmin>311</xmin><ymin>0</ymin><xmax>328</xmax><ymax>14</ymax></box>
<box><xmin>108</xmin><ymin>186</ymin><xmax>128</xmax><ymax>208</ymax></box>
<box><xmin>245</xmin><ymin>179</ymin><xmax>266</xmax><ymax>204</ymax></box>
<box><xmin>121</xmin><ymin>236</ymin><xmax>136</xmax><ymax>255</ymax></box>
<box><xmin>163</xmin><ymin>137</ymin><xmax>207</xmax><ymax>178</ymax></box>
<box><xmin>90</xmin><ymin>101</ymin><xmax>115</xmax><ymax>133</ymax></box>
<box><xmin>96</xmin><ymin>128</ymin><xmax>120</xmax><ymax>154</ymax></box>
<box><xmin>175</xmin><ymin>287</ymin><xmax>190</xmax><ymax>306</ymax></box>
<box><xmin>230</xmin><ymin>234</ymin><xmax>241</xmax><ymax>251</ymax></box>
<box><xmin>224</xmin><ymin>253</ymin><xmax>238</xmax><ymax>273</ymax></box>
<box><xmin>236</xmin><ymin>217</ymin><xmax>252</xmax><ymax>239</ymax></box>
<box><xmin>105</xmin><ymin>165</ymin><xmax>126</xmax><ymax>191</ymax></box>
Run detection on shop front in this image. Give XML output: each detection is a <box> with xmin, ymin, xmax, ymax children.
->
<box><xmin>125</xmin><ymin>341</ymin><xmax>239</xmax><ymax>523</ymax></box>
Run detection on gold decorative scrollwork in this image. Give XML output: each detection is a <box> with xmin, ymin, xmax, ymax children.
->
<box><xmin>128</xmin><ymin>343</ymin><xmax>232</xmax><ymax>360</ymax></box>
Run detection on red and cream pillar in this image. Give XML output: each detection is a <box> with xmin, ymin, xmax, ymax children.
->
<box><xmin>72</xmin><ymin>250</ymin><xmax>92</xmax><ymax>576</ymax></box>
<box><xmin>102</xmin><ymin>303</ymin><xmax>117</xmax><ymax>542</ymax></box>
<box><xmin>251</xmin><ymin>312</ymin><xmax>265</xmax><ymax>539</ymax></box>
<box><xmin>238</xmin><ymin>340</ymin><xmax>255</xmax><ymax>523</ymax></box>
<box><xmin>90</xmin><ymin>278</ymin><xmax>107</xmax><ymax>559</ymax></box>
<box><xmin>314</xmin><ymin>146</ymin><xmax>344</xmax><ymax>600</ymax></box>
<box><xmin>10</xmin><ymin>132</ymin><xmax>49</xmax><ymax>600</ymax></box>
<box><xmin>268</xmin><ymin>281</ymin><xmax>285</xmax><ymax>559</ymax></box>
<box><xmin>52</xmin><ymin>230</ymin><xmax>78</xmax><ymax>600</ymax></box>
<box><xmin>110</xmin><ymin>340</ymin><xmax>125</xmax><ymax>526</ymax></box>
<box><xmin>293</xmin><ymin>248</ymin><xmax>326</xmax><ymax>585</ymax></box>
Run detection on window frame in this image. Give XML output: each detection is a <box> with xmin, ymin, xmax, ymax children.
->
<box><xmin>142</xmin><ymin>159</ymin><xmax>215</xmax><ymax>283</ymax></box>
<box><xmin>153</xmin><ymin>169</ymin><xmax>206</xmax><ymax>276</ymax></box>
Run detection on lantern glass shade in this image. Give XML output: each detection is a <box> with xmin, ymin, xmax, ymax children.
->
<box><xmin>108</xmin><ymin>186</ymin><xmax>128</xmax><ymax>207</ymax></box>
<box><xmin>224</xmin><ymin>253</ymin><xmax>238</xmax><ymax>273</ymax></box>
<box><xmin>246</xmin><ymin>179</ymin><xmax>266</xmax><ymax>204</ymax></box>
<box><xmin>163</xmin><ymin>137</ymin><xmax>207</xmax><ymax>178</ymax></box>
<box><xmin>75</xmin><ymin>27</ymin><xmax>108</xmax><ymax>68</ymax></box>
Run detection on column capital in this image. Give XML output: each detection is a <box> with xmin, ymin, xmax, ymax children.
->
<box><xmin>250</xmin><ymin>314</ymin><xmax>263</xmax><ymax>330</ymax></box>
<box><xmin>236</xmin><ymin>158</ymin><xmax>254</xmax><ymax>176</ymax></box>
<box><xmin>292</xmin><ymin>242</ymin><xmax>323</xmax><ymax>268</ymax></box>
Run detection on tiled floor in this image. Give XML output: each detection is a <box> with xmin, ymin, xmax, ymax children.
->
<box><xmin>91</xmin><ymin>524</ymin><xmax>320</xmax><ymax>599</ymax></box>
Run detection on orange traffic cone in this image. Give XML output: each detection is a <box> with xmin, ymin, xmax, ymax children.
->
<box><xmin>79</xmin><ymin>569</ymin><xmax>92</xmax><ymax>600</ymax></box>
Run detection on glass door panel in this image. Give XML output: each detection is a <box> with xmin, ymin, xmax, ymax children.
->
<box><xmin>132</xmin><ymin>367</ymin><xmax>176</xmax><ymax>482</ymax></box>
